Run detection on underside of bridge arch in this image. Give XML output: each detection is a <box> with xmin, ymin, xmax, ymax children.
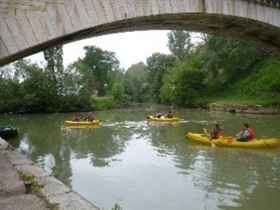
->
<box><xmin>1</xmin><ymin>13</ymin><xmax>280</xmax><ymax>66</ymax></box>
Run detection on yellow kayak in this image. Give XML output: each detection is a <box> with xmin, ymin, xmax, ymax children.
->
<box><xmin>186</xmin><ymin>132</ymin><xmax>279</xmax><ymax>149</ymax></box>
<box><xmin>64</xmin><ymin>120</ymin><xmax>100</xmax><ymax>126</ymax></box>
<box><xmin>186</xmin><ymin>132</ymin><xmax>212</xmax><ymax>145</ymax></box>
<box><xmin>212</xmin><ymin>137</ymin><xmax>279</xmax><ymax>149</ymax></box>
<box><xmin>147</xmin><ymin>115</ymin><xmax>180</xmax><ymax>122</ymax></box>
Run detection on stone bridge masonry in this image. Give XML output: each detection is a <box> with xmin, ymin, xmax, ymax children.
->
<box><xmin>0</xmin><ymin>0</ymin><xmax>280</xmax><ymax>66</ymax></box>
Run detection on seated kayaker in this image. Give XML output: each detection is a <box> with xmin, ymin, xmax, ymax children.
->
<box><xmin>155</xmin><ymin>111</ymin><xmax>162</xmax><ymax>118</ymax></box>
<box><xmin>236</xmin><ymin>123</ymin><xmax>255</xmax><ymax>141</ymax></box>
<box><xmin>84</xmin><ymin>112</ymin><xmax>94</xmax><ymax>122</ymax></box>
<box><xmin>72</xmin><ymin>114</ymin><xmax>80</xmax><ymax>121</ymax></box>
<box><xmin>166</xmin><ymin>111</ymin><xmax>174</xmax><ymax>118</ymax></box>
<box><xmin>210</xmin><ymin>123</ymin><xmax>223</xmax><ymax>140</ymax></box>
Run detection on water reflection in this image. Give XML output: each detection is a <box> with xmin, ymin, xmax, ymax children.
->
<box><xmin>1</xmin><ymin>107</ymin><xmax>280</xmax><ymax>210</ymax></box>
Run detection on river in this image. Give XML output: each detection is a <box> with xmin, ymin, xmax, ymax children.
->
<box><xmin>2</xmin><ymin>105</ymin><xmax>280</xmax><ymax>210</ymax></box>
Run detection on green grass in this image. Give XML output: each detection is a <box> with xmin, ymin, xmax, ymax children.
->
<box><xmin>48</xmin><ymin>203</ymin><xmax>59</xmax><ymax>210</ymax></box>
<box><xmin>208</xmin><ymin>58</ymin><xmax>280</xmax><ymax>106</ymax></box>
<box><xmin>90</xmin><ymin>96</ymin><xmax>117</xmax><ymax>110</ymax></box>
<box><xmin>20</xmin><ymin>172</ymin><xmax>44</xmax><ymax>194</ymax></box>
<box><xmin>20</xmin><ymin>172</ymin><xmax>60</xmax><ymax>210</ymax></box>
<box><xmin>208</xmin><ymin>96</ymin><xmax>280</xmax><ymax>105</ymax></box>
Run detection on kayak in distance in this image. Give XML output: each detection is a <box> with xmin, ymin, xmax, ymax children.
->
<box><xmin>64</xmin><ymin>120</ymin><xmax>100</xmax><ymax>126</ymax></box>
<box><xmin>147</xmin><ymin>115</ymin><xmax>180</xmax><ymax>122</ymax></box>
<box><xmin>186</xmin><ymin>132</ymin><xmax>279</xmax><ymax>149</ymax></box>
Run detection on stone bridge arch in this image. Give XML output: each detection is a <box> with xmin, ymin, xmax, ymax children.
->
<box><xmin>0</xmin><ymin>0</ymin><xmax>280</xmax><ymax>66</ymax></box>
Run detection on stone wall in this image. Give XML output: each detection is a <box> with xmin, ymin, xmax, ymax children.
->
<box><xmin>210</xmin><ymin>103</ymin><xmax>280</xmax><ymax>114</ymax></box>
<box><xmin>0</xmin><ymin>138</ymin><xmax>99</xmax><ymax>210</ymax></box>
<box><xmin>247</xmin><ymin>0</ymin><xmax>280</xmax><ymax>8</ymax></box>
<box><xmin>1</xmin><ymin>0</ymin><xmax>280</xmax><ymax>65</ymax></box>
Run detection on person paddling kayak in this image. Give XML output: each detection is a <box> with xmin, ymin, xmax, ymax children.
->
<box><xmin>72</xmin><ymin>114</ymin><xmax>80</xmax><ymax>121</ymax></box>
<box><xmin>84</xmin><ymin>112</ymin><xmax>94</xmax><ymax>122</ymax></box>
<box><xmin>210</xmin><ymin>123</ymin><xmax>223</xmax><ymax>140</ymax></box>
<box><xmin>166</xmin><ymin>111</ymin><xmax>174</xmax><ymax>118</ymax></box>
<box><xmin>236</xmin><ymin>123</ymin><xmax>255</xmax><ymax>141</ymax></box>
<box><xmin>155</xmin><ymin>111</ymin><xmax>162</xmax><ymax>118</ymax></box>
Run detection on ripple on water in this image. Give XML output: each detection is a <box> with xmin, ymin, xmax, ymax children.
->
<box><xmin>13</xmin><ymin>109</ymin><xmax>280</xmax><ymax>210</ymax></box>
<box><xmin>102</xmin><ymin>120</ymin><xmax>149</xmax><ymax>131</ymax></box>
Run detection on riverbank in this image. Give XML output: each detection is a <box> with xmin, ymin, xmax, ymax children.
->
<box><xmin>209</xmin><ymin>103</ymin><xmax>280</xmax><ymax>114</ymax></box>
<box><xmin>0</xmin><ymin>138</ymin><xmax>99</xmax><ymax>210</ymax></box>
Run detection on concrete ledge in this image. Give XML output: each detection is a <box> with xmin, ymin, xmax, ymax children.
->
<box><xmin>4</xmin><ymin>150</ymin><xmax>33</xmax><ymax>166</ymax></box>
<box><xmin>39</xmin><ymin>176</ymin><xmax>71</xmax><ymax>198</ymax></box>
<box><xmin>0</xmin><ymin>168</ymin><xmax>25</xmax><ymax>197</ymax></box>
<box><xmin>0</xmin><ymin>154</ymin><xmax>12</xmax><ymax>170</ymax></box>
<box><xmin>15</xmin><ymin>164</ymin><xmax>50</xmax><ymax>178</ymax></box>
<box><xmin>0</xmin><ymin>138</ymin><xmax>9</xmax><ymax>150</ymax></box>
<box><xmin>0</xmin><ymin>137</ymin><xmax>100</xmax><ymax>210</ymax></box>
<box><xmin>47</xmin><ymin>192</ymin><xmax>99</xmax><ymax>210</ymax></box>
<box><xmin>0</xmin><ymin>194</ymin><xmax>50</xmax><ymax>210</ymax></box>
<box><xmin>210</xmin><ymin>103</ymin><xmax>280</xmax><ymax>114</ymax></box>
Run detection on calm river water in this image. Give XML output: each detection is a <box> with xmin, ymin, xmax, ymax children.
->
<box><xmin>2</xmin><ymin>105</ymin><xmax>280</xmax><ymax>210</ymax></box>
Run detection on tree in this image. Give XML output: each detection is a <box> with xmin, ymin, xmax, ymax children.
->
<box><xmin>111</xmin><ymin>82</ymin><xmax>126</xmax><ymax>103</ymax></box>
<box><xmin>75</xmin><ymin>46</ymin><xmax>120</xmax><ymax>96</ymax></box>
<box><xmin>21</xmin><ymin>62</ymin><xmax>54</xmax><ymax>112</ymax></box>
<box><xmin>167</xmin><ymin>30</ymin><xmax>194</xmax><ymax>61</ymax></box>
<box><xmin>12</xmin><ymin>58</ymin><xmax>91</xmax><ymax>113</ymax></box>
<box><xmin>146</xmin><ymin>53</ymin><xmax>178</xmax><ymax>102</ymax></box>
<box><xmin>201</xmin><ymin>35</ymin><xmax>266</xmax><ymax>92</ymax></box>
<box><xmin>42</xmin><ymin>45</ymin><xmax>64</xmax><ymax>110</ymax></box>
<box><xmin>161</xmin><ymin>54</ymin><xmax>206</xmax><ymax>107</ymax></box>
<box><xmin>124</xmin><ymin>62</ymin><xmax>148</xmax><ymax>102</ymax></box>
<box><xmin>0</xmin><ymin>78</ymin><xmax>23</xmax><ymax>113</ymax></box>
<box><xmin>43</xmin><ymin>45</ymin><xmax>64</xmax><ymax>96</ymax></box>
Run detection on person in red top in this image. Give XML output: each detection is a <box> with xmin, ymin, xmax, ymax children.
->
<box><xmin>72</xmin><ymin>114</ymin><xmax>80</xmax><ymax>121</ymax></box>
<box><xmin>84</xmin><ymin>112</ymin><xmax>94</xmax><ymax>122</ymax></box>
<box><xmin>155</xmin><ymin>111</ymin><xmax>162</xmax><ymax>118</ymax></box>
<box><xmin>237</xmin><ymin>123</ymin><xmax>255</xmax><ymax>141</ymax></box>
<box><xmin>166</xmin><ymin>111</ymin><xmax>174</xmax><ymax>118</ymax></box>
<box><xmin>210</xmin><ymin>123</ymin><xmax>223</xmax><ymax>140</ymax></box>
<box><xmin>245</xmin><ymin>123</ymin><xmax>255</xmax><ymax>140</ymax></box>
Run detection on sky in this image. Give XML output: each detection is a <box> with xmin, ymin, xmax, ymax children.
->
<box><xmin>28</xmin><ymin>30</ymin><xmax>171</xmax><ymax>70</ymax></box>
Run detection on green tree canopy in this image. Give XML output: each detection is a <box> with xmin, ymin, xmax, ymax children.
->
<box><xmin>146</xmin><ymin>53</ymin><xmax>178</xmax><ymax>102</ymax></box>
<box><xmin>201</xmin><ymin>35</ymin><xmax>266</xmax><ymax>92</ymax></box>
<box><xmin>167</xmin><ymin>30</ymin><xmax>194</xmax><ymax>61</ymax></box>
<box><xmin>43</xmin><ymin>45</ymin><xmax>64</xmax><ymax>96</ymax></box>
<box><xmin>161</xmin><ymin>54</ymin><xmax>206</xmax><ymax>107</ymax></box>
<box><xmin>124</xmin><ymin>62</ymin><xmax>148</xmax><ymax>102</ymax></box>
<box><xmin>75</xmin><ymin>46</ymin><xmax>120</xmax><ymax>96</ymax></box>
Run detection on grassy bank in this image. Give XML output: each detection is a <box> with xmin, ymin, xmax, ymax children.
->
<box><xmin>208</xmin><ymin>97</ymin><xmax>280</xmax><ymax>106</ymax></box>
<box><xmin>208</xmin><ymin>58</ymin><xmax>280</xmax><ymax>106</ymax></box>
<box><xmin>90</xmin><ymin>95</ymin><xmax>130</xmax><ymax>110</ymax></box>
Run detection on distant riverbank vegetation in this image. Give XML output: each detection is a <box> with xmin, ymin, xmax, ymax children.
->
<box><xmin>0</xmin><ymin>31</ymin><xmax>280</xmax><ymax>114</ymax></box>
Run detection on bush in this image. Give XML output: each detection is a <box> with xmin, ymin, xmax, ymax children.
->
<box><xmin>237</xmin><ymin>58</ymin><xmax>280</xmax><ymax>98</ymax></box>
<box><xmin>161</xmin><ymin>58</ymin><xmax>206</xmax><ymax>107</ymax></box>
<box><xmin>90</xmin><ymin>96</ymin><xmax>116</xmax><ymax>110</ymax></box>
<box><xmin>208</xmin><ymin>58</ymin><xmax>280</xmax><ymax>105</ymax></box>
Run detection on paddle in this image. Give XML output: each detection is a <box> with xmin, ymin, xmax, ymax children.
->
<box><xmin>203</xmin><ymin>127</ymin><xmax>208</xmax><ymax>136</ymax></box>
<box><xmin>203</xmin><ymin>127</ymin><xmax>216</xmax><ymax>147</ymax></box>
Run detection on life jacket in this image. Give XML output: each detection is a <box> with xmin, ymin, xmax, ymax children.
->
<box><xmin>86</xmin><ymin>117</ymin><xmax>94</xmax><ymax>122</ymax></box>
<box><xmin>211</xmin><ymin>128</ymin><xmax>222</xmax><ymax>139</ymax></box>
<box><xmin>246</xmin><ymin>127</ymin><xmax>255</xmax><ymax>140</ymax></box>
<box><xmin>167</xmin><ymin>113</ymin><xmax>173</xmax><ymax>118</ymax></box>
<box><xmin>156</xmin><ymin>113</ymin><xmax>161</xmax><ymax>118</ymax></box>
<box><xmin>73</xmin><ymin>117</ymin><xmax>80</xmax><ymax>121</ymax></box>
<box><xmin>217</xmin><ymin>128</ymin><xmax>223</xmax><ymax>138</ymax></box>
